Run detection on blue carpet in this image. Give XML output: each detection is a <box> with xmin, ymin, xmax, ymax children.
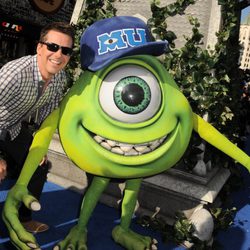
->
<box><xmin>0</xmin><ymin>179</ymin><xmax>184</xmax><ymax>250</ymax></box>
<box><xmin>0</xmin><ymin>136</ymin><xmax>249</xmax><ymax>249</ymax></box>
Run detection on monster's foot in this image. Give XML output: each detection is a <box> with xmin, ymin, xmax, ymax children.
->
<box><xmin>112</xmin><ymin>225</ymin><xmax>157</xmax><ymax>250</ymax></box>
<box><xmin>53</xmin><ymin>225</ymin><xmax>87</xmax><ymax>250</ymax></box>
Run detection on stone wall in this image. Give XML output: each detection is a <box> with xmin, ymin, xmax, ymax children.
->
<box><xmin>113</xmin><ymin>0</ymin><xmax>220</xmax><ymax>49</ymax></box>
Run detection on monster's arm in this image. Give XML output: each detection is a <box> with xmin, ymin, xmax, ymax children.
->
<box><xmin>2</xmin><ymin>108</ymin><xmax>60</xmax><ymax>250</ymax></box>
<box><xmin>193</xmin><ymin>113</ymin><xmax>250</xmax><ymax>171</ymax></box>
<box><xmin>17</xmin><ymin>108</ymin><xmax>60</xmax><ymax>185</ymax></box>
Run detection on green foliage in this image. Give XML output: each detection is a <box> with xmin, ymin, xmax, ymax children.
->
<box><xmin>66</xmin><ymin>0</ymin><xmax>117</xmax><ymax>86</ymax></box>
<box><xmin>148</xmin><ymin>0</ymin><xmax>196</xmax><ymax>47</ymax></box>
<box><xmin>149</xmin><ymin>0</ymin><xmax>243</xmax><ymax>168</ymax></box>
<box><xmin>210</xmin><ymin>207</ymin><xmax>237</xmax><ymax>231</ymax></box>
<box><xmin>173</xmin><ymin>212</ymin><xmax>195</xmax><ymax>243</ymax></box>
<box><xmin>164</xmin><ymin>16</ymin><xmax>222</xmax><ymax>116</ymax></box>
<box><xmin>137</xmin><ymin>208</ymin><xmax>235</xmax><ymax>249</ymax></box>
<box><xmin>150</xmin><ymin>0</ymin><xmax>241</xmax><ymax>135</ymax></box>
<box><xmin>213</xmin><ymin>0</ymin><xmax>242</xmax><ymax>134</ymax></box>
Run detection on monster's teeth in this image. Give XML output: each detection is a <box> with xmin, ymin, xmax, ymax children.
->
<box><xmin>134</xmin><ymin>145</ymin><xmax>148</xmax><ymax>152</ymax></box>
<box><xmin>119</xmin><ymin>142</ymin><xmax>132</xmax><ymax>147</ymax></box>
<box><xmin>111</xmin><ymin>147</ymin><xmax>124</xmax><ymax>155</ymax></box>
<box><xmin>100</xmin><ymin>141</ymin><xmax>112</xmax><ymax>150</ymax></box>
<box><xmin>138</xmin><ymin>147</ymin><xmax>151</xmax><ymax>154</ymax></box>
<box><xmin>120</xmin><ymin>144</ymin><xmax>133</xmax><ymax>152</ymax></box>
<box><xmin>150</xmin><ymin>139</ymin><xmax>160</xmax><ymax>147</ymax></box>
<box><xmin>124</xmin><ymin>148</ymin><xmax>138</xmax><ymax>156</ymax></box>
<box><xmin>93</xmin><ymin>133</ymin><xmax>168</xmax><ymax>156</ymax></box>
<box><xmin>107</xmin><ymin>139</ymin><xmax>117</xmax><ymax>147</ymax></box>
<box><xmin>94</xmin><ymin>135</ymin><xmax>104</xmax><ymax>143</ymax></box>
<box><xmin>149</xmin><ymin>139</ymin><xmax>161</xmax><ymax>150</ymax></box>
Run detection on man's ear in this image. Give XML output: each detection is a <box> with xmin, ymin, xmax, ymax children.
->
<box><xmin>36</xmin><ymin>43</ymin><xmax>42</xmax><ymax>55</ymax></box>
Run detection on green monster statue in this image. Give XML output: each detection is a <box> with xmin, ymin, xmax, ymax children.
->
<box><xmin>3</xmin><ymin>16</ymin><xmax>250</xmax><ymax>250</ymax></box>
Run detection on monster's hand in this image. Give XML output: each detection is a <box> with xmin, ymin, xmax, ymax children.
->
<box><xmin>2</xmin><ymin>184</ymin><xmax>40</xmax><ymax>250</ymax></box>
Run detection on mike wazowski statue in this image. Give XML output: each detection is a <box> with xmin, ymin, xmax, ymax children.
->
<box><xmin>3</xmin><ymin>16</ymin><xmax>250</xmax><ymax>250</ymax></box>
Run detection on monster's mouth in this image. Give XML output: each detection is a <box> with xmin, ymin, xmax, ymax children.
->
<box><xmin>92</xmin><ymin>134</ymin><xmax>168</xmax><ymax>156</ymax></box>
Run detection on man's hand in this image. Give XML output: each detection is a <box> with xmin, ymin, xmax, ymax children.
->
<box><xmin>0</xmin><ymin>158</ymin><xmax>7</xmax><ymax>182</ymax></box>
<box><xmin>2</xmin><ymin>184</ymin><xmax>41</xmax><ymax>249</ymax></box>
<box><xmin>39</xmin><ymin>155</ymin><xmax>48</xmax><ymax>166</ymax></box>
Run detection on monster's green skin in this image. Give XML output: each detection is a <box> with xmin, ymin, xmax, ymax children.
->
<box><xmin>59</xmin><ymin>56</ymin><xmax>193</xmax><ymax>178</ymax></box>
<box><xmin>2</xmin><ymin>55</ymin><xmax>250</xmax><ymax>250</ymax></box>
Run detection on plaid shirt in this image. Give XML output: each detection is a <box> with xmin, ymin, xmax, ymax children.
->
<box><xmin>0</xmin><ymin>55</ymin><xmax>67</xmax><ymax>140</ymax></box>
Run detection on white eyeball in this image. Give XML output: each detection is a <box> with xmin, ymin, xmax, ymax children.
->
<box><xmin>99</xmin><ymin>65</ymin><xmax>162</xmax><ymax>123</ymax></box>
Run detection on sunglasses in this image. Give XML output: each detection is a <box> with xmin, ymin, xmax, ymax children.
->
<box><xmin>40</xmin><ymin>41</ymin><xmax>73</xmax><ymax>56</ymax></box>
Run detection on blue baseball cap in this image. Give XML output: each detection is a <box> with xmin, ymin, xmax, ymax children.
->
<box><xmin>80</xmin><ymin>16</ymin><xmax>168</xmax><ymax>71</ymax></box>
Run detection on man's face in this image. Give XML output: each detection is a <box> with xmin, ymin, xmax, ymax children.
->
<box><xmin>37</xmin><ymin>30</ymin><xmax>73</xmax><ymax>81</ymax></box>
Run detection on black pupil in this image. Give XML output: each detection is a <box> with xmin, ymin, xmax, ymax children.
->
<box><xmin>121</xmin><ymin>83</ymin><xmax>144</xmax><ymax>107</ymax></box>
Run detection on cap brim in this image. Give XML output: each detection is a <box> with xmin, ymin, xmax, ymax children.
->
<box><xmin>83</xmin><ymin>41</ymin><xmax>168</xmax><ymax>72</ymax></box>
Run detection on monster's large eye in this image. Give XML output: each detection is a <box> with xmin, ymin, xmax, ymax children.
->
<box><xmin>113</xmin><ymin>76</ymin><xmax>151</xmax><ymax>114</ymax></box>
<box><xmin>99</xmin><ymin>65</ymin><xmax>162</xmax><ymax>123</ymax></box>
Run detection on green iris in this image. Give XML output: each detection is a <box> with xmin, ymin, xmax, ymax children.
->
<box><xmin>113</xmin><ymin>76</ymin><xmax>151</xmax><ymax>114</ymax></box>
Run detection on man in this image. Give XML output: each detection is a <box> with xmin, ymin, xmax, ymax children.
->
<box><xmin>0</xmin><ymin>22</ymin><xmax>74</xmax><ymax>233</ymax></box>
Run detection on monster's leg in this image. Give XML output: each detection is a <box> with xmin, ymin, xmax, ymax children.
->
<box><xmin>112</xmin><ymin>178</ymin><xmax>157</xmax><ymax>250</ymax></box>
<box><xmin>79</xmin><ymin>176</ymin><xmax>110</xmax><ymax>226</ymax></box>
<box><xmin>54</xmin><ymin>176</ymin><xmax>110</xmax><ymax>250</ymax></box>
<box><xmin>120</xmin><ymin>178</ymin><xmax>142</xmax><ymax>230</ymax></box>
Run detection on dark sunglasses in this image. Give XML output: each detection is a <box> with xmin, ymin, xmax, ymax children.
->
<box><xmin>40</xmin><ymin>41</ymin><xmax>73</xmax><ymax>56</ymax></box>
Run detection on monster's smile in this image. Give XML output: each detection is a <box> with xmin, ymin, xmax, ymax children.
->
<box><xmin>93</xmin><ymin>134</ymin><xmax>168</xmax><ymax>156</ymax></box>
<box><xmin>79</xmin><ymin>120</ymin><xmax>181</xmax><ymax>166</ymax></box>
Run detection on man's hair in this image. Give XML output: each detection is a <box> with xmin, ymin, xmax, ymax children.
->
<box><xmin>39</xmin><ymin>22</ymin><xmax>75</xmax><ymax>47</ymax></box>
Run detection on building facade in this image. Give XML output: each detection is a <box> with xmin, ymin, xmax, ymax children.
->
<box><xmin>239</xmin><ymin>13</ymin><xmax>250</xmax><ymax>70</ymax></box>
